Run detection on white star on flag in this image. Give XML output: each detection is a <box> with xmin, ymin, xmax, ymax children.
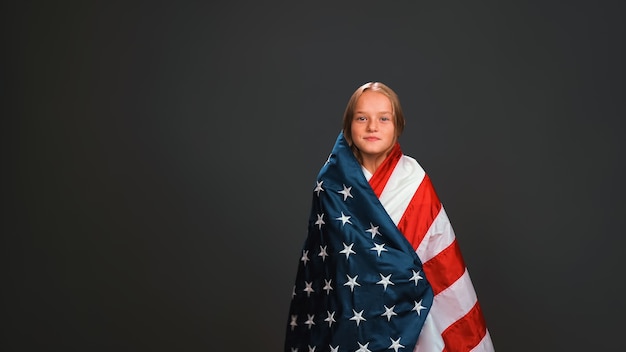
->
<box><xmin>376</xmin><ymin>273</ymin><xmax>394</xmax><ymax>291</ymax></box>
<box><xmin>308</xmin><ymin>345</ymin><xmax>316</xmax><ymax>352</ymax></box>
<box><xmin>370</xmin><ymin>242</ymin><xmax>388</xmax><ymax>256</ymax></box>
<box><xmin>355</xmin><ymin>341</ymin><xmax>371</xmax><ymax>352</ymax></box>
<box><xmin>338</xmin><ymin>184</ymin><xmax>353</xmax><ymax>201</ymax></box>
<box><xmin>304</xmin><ymin>314</ymin><xmax>315</xmax><ymax>329</ymax></box>
<box><xmin>314</xmin><ymin>180</ymin><xmax>324</xmax><ymax>196</ymax></box>
<box><xmin>329</xmin><ymin>345</ymin><xmax>339</xmax><ymax>352</ymax></box>
<box><xmin>339</xmin><ymin>242</ymin><xmax>356</xmax><ymax>259</ymax></box>
<box><xmin>350</xmin><ymin>309</ymin><xmax>366</xmax><ymax>326</ymax></box>
<box><xmin>322</xmin><ymin>279</ymin><xmax>333</xmax><ymax>294</ymax></box>
<box><xmin>344</xmin><ymin>274</ymin><xmax>361</xmax><ymax>292</ymax></box>
<box><xmin>324</xmin><ymin>311</ymin><xmax>336</xmax><ymax>327</ymax></box>
<box><xmin>318</xmin><ymin>245</ymin><xmax>328</xmax><ymax>261</ymax></box>
<box><xmin>289</xmin><ymin>314</ymin><xmax>298</xmax><ymax>330</ymax></box>
<box><xmin>315</xmin><ymin>213</ymin><xmax>325</xmax><ymax>230</ymax></box>
<box><xmin>412</xmin><ymin>299</ymin><xmax>427</xmax><ymax>316</ymax></box>
<box><xmin>388</xmin><ymin>337</ymin><xmax>405</xmax><ymax>352</ymax></box>
<box><xmin>303</xmin><ymin>281</ymin><xmax>314</xmax><ymax>297</ymax></box>
<box><xmin>335</xmin><ymin>211</ymin><xmax>352</xmax><ymax>226</ymax></box>
<box><xmin>301</xmin><ymin>250</ymin><xmax>310</xmax><ymax>266</ymax></box>
<box><xmin>365</xmin><ymin>223</ymin><xmax>381</xmax><ymax>239</ymax></box>
<box><xmin>381</xmin><ymin>305</ymin><xmax>397</xmax><ymax>321</ymax></box>
<box><xmin>409</xmin><ymin>270</ymin><xmax>423</xmax><ymax>285</ymax></box>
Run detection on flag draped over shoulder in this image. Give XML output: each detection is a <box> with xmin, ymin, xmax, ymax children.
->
<box><xmin>285</xmin><ymin>132</ymin><xmax>494</xmax><ymax>352</ymax></box>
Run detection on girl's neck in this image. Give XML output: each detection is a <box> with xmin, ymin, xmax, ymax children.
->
<box><xmin>359</xmin><ymin>152</ymin><xmax>390</xmax><ymax>174</ymax></box>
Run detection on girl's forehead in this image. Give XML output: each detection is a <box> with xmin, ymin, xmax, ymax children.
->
<box><xmin>355</xmin><ymin>92</ymin><xmax>392</xmax><ymax>111</ymax></box>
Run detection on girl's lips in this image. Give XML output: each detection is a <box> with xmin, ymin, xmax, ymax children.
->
<box><xmin>364</xmin><ymin>137</ymin><xmax>380</xmax><ymax>141</ymax></box>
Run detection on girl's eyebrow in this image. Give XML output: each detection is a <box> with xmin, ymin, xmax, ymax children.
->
<box><xmin>354</xmin><ymin>110</ymin><xmax>392</xmax><ymax>114</ymax></box>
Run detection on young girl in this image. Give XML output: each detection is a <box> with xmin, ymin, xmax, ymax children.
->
<box><xmin>285</xmin><ymin>82</ymin><xmax>494</xmax><ymax>352</ymax></box>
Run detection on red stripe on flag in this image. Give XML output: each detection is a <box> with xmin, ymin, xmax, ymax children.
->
<box><xmin>441</xmin><ymin>302</ymin><xmax>488</xmax><ymax>352</ymax></box>
<box><xmin>422</xmin><ymin>240</ymin><xmax>466</xmax><ymax>295</ymax></box>
<box><xmin>368</xmin><ymin>143</ymin><xmax>402</xmax><ymax>197</ymax></box>
<box><xmin>396</xmin><ymin>175</ymin><xmax>442</xmax><ymax>250</ymax></box>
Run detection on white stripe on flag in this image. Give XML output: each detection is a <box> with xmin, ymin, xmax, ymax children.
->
<box><xmin>379</xmin><ymin>155</ymin><xmax>425</xmax><ymax>225</ymax></box>
<box><xmin>413</xmin><ymin>313</ymin><xmax>445</xmax><ymax>352</ymax></box>
<box><xmin>431</xmin><ymin>269</ymin><xmax>479</xmax><ymax>330</ymax></box>
<box><xmin>414</xmin><ymin>269</ymin><xmax>479</xmax><ymax>352</ymax></box>
<box><xmin>416</xmin><ymin>207</ymin><xmax>455</xmax><ymax>264</ymax></box>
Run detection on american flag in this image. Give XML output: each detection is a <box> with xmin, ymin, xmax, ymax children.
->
<box><xmin>285</xmin><ymin>132</ymin><xmax>494</xmax><ymax>352</ymax></box>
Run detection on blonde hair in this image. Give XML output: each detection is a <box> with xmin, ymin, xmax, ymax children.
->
<box><xmin>342</xmin><ymin>81</ymin><xmax>405</xmax><ymax>151</ymax></box>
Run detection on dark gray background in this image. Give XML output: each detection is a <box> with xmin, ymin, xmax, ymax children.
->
<box><xmin>3</xmin><ymin>1</ymin><xmax>625</xmax><ymax>351</ymax></box>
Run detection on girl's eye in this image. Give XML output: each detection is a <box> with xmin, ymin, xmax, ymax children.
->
<box><xmin>381</xmin><ymin>116</ymin><xmax>390</xmax><ymax>121</ymax></box>
<box><xmin>356</xmin><ymin>116</ymin><xmax>366</xmax><ymax>121</ymax></box>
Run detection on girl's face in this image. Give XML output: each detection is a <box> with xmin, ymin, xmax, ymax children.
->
<box><xmin>350</xmin><ymin>90</ymin><xmax>397</xmax><ymax>163</ymax></box>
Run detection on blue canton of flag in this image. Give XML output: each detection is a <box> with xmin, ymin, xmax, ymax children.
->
<box><xmin>285</xmin><ymin>133</ymin><xmax>434</xmax><ymax>352</ymax></box>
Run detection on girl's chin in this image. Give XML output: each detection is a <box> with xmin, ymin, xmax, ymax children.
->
<box><xmin>356</xmin><ymin>143</ymin><xmax>393</xmax><ymax>154</ymax></box>
<box><xmin>359</xmin><ymin>149</ymin><xmax>390</xmax><ymax>158</ymax></box>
